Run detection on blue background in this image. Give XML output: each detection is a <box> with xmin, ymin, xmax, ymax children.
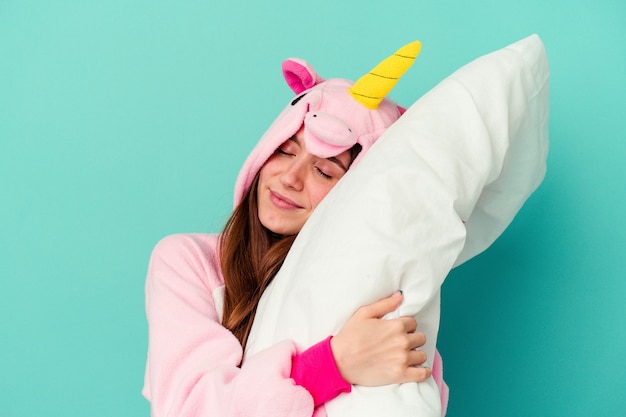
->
<box><xmin>1</xmin><ymin>1</ymin><xmax>624</xmax><ymax>416</ymax></box>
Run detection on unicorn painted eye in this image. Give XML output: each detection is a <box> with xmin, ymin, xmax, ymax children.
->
<box><xmin>291</xmin><ymin>93</ymin><xmax>308</xmax><ymax>106</ymax></box>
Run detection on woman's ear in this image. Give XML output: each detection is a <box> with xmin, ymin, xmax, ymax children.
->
<box><xmin>282</xmin><ymin>58</ymin><xmax>324</xmax><ymax>94</ymax></box>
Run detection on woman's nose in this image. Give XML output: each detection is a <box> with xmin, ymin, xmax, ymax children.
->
<box><xmin>280</xmin><ymin>160</ymin><xmax>305</xmax><ymax>191</ymax></box>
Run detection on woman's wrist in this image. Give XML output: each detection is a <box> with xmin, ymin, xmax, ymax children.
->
<box><xmin>291</xmin><ymin>336</ymin><xmax>351</xmax><ymax>407</ymax></box>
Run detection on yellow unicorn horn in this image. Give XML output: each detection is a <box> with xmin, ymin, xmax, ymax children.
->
<box><xmin>349</xmin><ymin>41</ymin><xmax>422</xmax><ymax>110</ymax></box>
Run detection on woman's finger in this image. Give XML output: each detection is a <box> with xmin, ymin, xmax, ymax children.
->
<box><xmin>355</xmin><ymin>292</ymin><xmax>403</xmax><ymax>319</ymax></box>
<box><xmin>397</xmin><ymin>316</ymin><xmax>418</xmax><ymax>333</ymax></box>
<box><xmin>406</xmin><ymin>331</ymin><xmax>426</xmax><ymax>349</ymax></box>
<box><xmin>407</xmin><ymin>348</ymin><xmax>428</xmax><ymax>367</ymax></box>
<box><xmin>402</xmin><ymin>365</ymin><xmax>432</xmax><ymax>383</ymax></box>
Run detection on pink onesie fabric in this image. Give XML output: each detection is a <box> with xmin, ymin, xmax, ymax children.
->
<box><xmin>143</xmin><ymin>233</ymin><xmax>447</xmax><ymax>416</ymax></box>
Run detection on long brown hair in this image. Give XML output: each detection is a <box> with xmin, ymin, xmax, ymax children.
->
<box><xmin>219</xmin><ymin>174</ymin><xmax>296</xmax><ymax>353</ymax></box>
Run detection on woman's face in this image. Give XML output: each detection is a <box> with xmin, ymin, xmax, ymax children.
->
<box><xmin>257</xmin><ymin>128</ymin><xmax>352</xmax><ymax>236</ymax></box>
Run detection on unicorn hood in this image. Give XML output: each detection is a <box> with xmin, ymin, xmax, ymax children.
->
<box><xmin>233</xmin><ymin>41</ymin><xmax>421</xmax><ymax>206</ymax></box>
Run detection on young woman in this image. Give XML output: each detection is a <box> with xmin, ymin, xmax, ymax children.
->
<box><xmin>143</xmin><ymin>42</ymin><xmax>448</xmax><ymax>417</ymax></box>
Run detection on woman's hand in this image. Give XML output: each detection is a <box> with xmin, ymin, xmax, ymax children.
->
<box><xmin>330</xmin><ymin>292</ymin><xmax>431</xmax><ymax>386</ymax></box>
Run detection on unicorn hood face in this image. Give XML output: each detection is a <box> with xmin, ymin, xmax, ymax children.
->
<box><xmin>233</xmin><ymin>41</ymin><xmax>421</xmax><ymax>206</ymax></box>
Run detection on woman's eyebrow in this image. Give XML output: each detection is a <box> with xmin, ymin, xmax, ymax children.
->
<box><xmin>327</xmin><ymin>156</ymin><xmax>348</xmax><ymax>172</ymax></box>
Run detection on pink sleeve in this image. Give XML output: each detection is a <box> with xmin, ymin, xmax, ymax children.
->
<box><xmin>291</xmin><ymin>342</ymin><xmax>449</xmax><ymax>416</ymax></box>
<box><xmin>432</xmin><ymin>348</ymin><xmax>449</xmax><ymax>416</ymax></box>
<box><xmin>142</xmin><ymin>234</ymin><xmax>314</xmax><ymax>417</ymax></box>
<box><xmin>291</xmin><ymin>336</ymin><xmax>352</xmax><ymax>407</ymax></box>
<box><xmin>292</xmin><ymin>339</ymin><xmax>450</xmax><ymax>415</ymax></box>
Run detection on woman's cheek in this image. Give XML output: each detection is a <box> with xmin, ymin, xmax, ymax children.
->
<box><xmin>311</xmin><ymin>183</ymin><xmax>336</xmax><ymax>209</ymax></box>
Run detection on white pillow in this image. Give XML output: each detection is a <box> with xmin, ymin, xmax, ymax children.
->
<box><xmin>246</xmin><ymin>34</ymin><xmax>550</xmax><ymax>417</ymax></box>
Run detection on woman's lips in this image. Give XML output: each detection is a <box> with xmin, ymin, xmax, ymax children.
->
<box><xmin>269</xmin><ymin>190</ymin><xmax>301</xmax><ymax>209</ymax></box>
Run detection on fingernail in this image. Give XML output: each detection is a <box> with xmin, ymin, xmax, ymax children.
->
<box><xmin>399</xmin><ymin>290</ymin><xmax>403</xmax><ymax>295</ymax></box>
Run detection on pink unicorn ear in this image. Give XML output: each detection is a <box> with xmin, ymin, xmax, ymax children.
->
<box><xmin>282</xmin><ymin>58</ymin><xmax>325</xmax><ymax>94</ymax></box>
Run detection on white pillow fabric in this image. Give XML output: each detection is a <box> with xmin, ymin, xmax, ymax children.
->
<box><xmin>246</xmin><ymin>34</ymin><xmax>550</xmax><ymax>417</ymax></box>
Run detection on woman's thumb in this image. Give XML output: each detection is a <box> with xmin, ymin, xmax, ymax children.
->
<box><xmin>358</xmin><ymin>291</ymin><xmax>403</xmax><ymax>319</ymax></box>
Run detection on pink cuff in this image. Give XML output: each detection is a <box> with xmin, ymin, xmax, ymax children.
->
<box><xmin>291</xmin><ymin>336</ymin><xmax>352</xmax><ymax>407</ymax></box>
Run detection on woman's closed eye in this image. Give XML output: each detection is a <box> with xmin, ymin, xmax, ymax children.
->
<box><xmin>315</xmin><ymin>159</ymin><xmax>348</xmax><ymax>180</ymax></box>
<box><xmin>277</xmin><ymin>139</ymin><xmax>299</xmax><ymax>156</ymax></box>
<box><xmin>276</xmin><ymin>148</ymin><xmax>294</xmax><ymax>156</ymax></box>
<box><xmin>315</xmin><ymin>166</ymin><xmax>332</xmax><ymax>179</ymax></box>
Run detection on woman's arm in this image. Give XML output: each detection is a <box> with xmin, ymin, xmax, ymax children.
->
<box><xmin>291</xmin><ymin>293</ymin><xmax>436</xmax><ymax>408</ymax></box>
<box><xmin>144</xmin><ymin>234</ymin><xmax>446</xmax><ymax>416</ymax></box>
<box><xmin>143</xmin><ymin>234</ymin><xmax>314</xmax><ymax>417</ymax></box>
